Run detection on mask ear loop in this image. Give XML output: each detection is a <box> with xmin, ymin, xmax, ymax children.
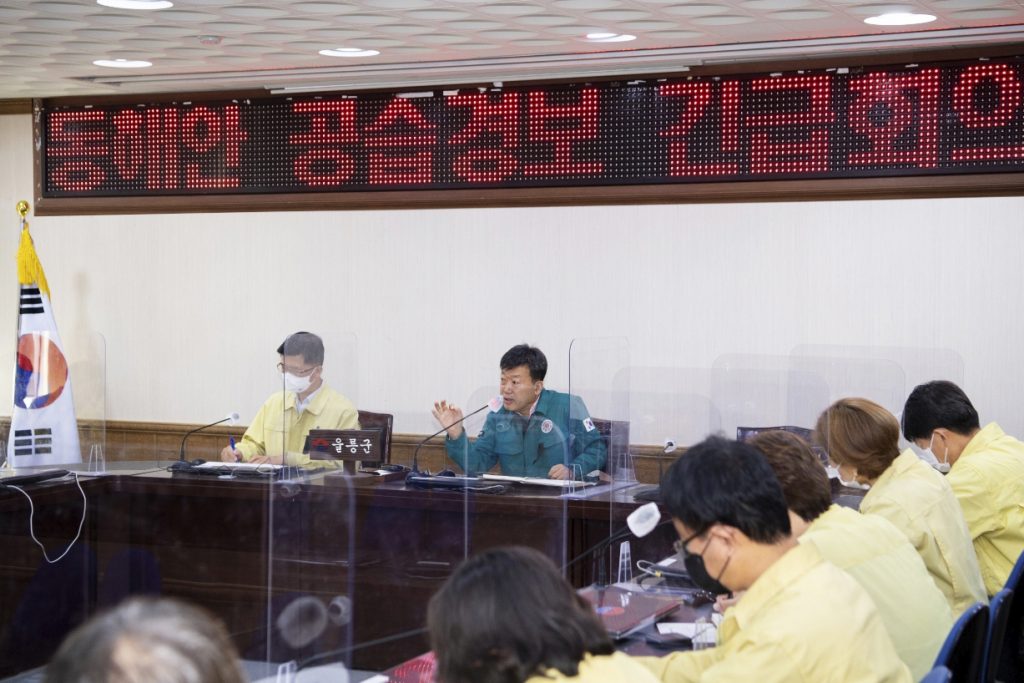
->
<box><xmin>931</xmin><ymin>432</ymin><xmax>951</xmax><ymax>473</ymax></box>
<box><xmin>712</xmin><ymin>531</ymin><xmax>733</xmax><ymax>588</ymax></box>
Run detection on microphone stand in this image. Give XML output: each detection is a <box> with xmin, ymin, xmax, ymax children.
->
<box><xmin>178</xmin><ymin>415</ymin><xmax>236</xmax><ymax>463</ymax></box>
<box><xmin>563</xmin><ymin>518</ymin><xmax>673</xmax><ymax>588</ymax></box>
<box><xmin>409</xmin><ymin>401</ymin><xmax>496</xmax><ymax>476</ymax></box>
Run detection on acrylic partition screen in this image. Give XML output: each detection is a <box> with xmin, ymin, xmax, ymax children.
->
<box><xmin>260</xmin><ymin>471</ymin><xmax>356</xmax><ymax>680</ymax></box>
<box><xmin>0</xmin><ymin>331</ymin><xmax>106</xmax><ymax>678</ymax></box>
<box><xmin>566</xmin><ymin>337</ymin><xmax>639</xmax><ymax>586</ymax></box>
<box><xmin>435</xmin><ymin>370</ymin><xmax>571</xmax><ymax>596</ymax></box>
<box><xmin>712</xmin><ymin>346</ymin><xmax>965</xmax><ymax>451</ymax></box>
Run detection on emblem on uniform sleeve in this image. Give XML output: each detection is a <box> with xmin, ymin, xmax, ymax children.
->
<box><xmin>541</xmin><ymin>419</ymin><xmax>553</xmax><ymax>434</ymax></box>
<box><xmin>583</xmin><ymin>418</ymin><xmax>596</xmax><ymax>432</ymax></box>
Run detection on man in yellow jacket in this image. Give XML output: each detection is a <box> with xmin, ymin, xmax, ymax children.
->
<box><xmin>750</xmin><ymin>430</ymin><xmax>952</xmax><ymax>680</ymax></box>
<box><xmin>902</xmin><ymin>380</ymin><xmax>1024</xmax><ymax>595</ymax></box>
<box><xmin>636</xmin><ymin>436</ymin><xmax>912</xmax><ymax>683</ymax></box>
<box><xmin>220</xmin><ymin>331</ymin><xmax>359</xmax><ymax>467</ymax></box>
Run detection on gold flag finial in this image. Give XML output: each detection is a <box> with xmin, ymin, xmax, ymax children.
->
<box><xmin>15</xmin><ymin>200</ymin><xmax>49</xmax><ymax>297</ymax></box>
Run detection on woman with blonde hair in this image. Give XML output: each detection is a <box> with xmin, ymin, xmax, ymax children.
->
<box><xmin>814</xmin><ymin>397</ymin><xmax>986</xmax><ymax>614</ymax></box>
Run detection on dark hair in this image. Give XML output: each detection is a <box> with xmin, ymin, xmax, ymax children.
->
<box><xmin>814</xmin><ymin>398</ymin><xmax>899</xmax><ymax>480</ymax></box>
<box><xmin>902</xmin><ymin>380</ymin><xmax>981</xmax><ymax>440</ymax></box>
<box><xmin>500</xmin><ymin>344</ymin><xmax>547</xmax><ymax>382</ymax></box>
<box><xmin>45</xmin><ymin>597</ymin><xmax>245</xmax><ymax>683</ymax></box>
<box><xmin>750</xmin><ymin>431</ymin><xmax>831</xmax><ymax>523</ymax></box>
<box><xmin>427</xmin><ymin>546</ymin><xmax>612</xmax><ymax>683</ymax></box>
<box><xmin>661</xmin><ymin>435</ymin><xmax>791</xmax><ymax>544</ymax></box>
<box><xmin>276</xmin><ymin>331</ymin><xmax>324</xmax><ymax>366</ymax></box>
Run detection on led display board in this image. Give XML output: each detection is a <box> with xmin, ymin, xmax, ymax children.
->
<box><xmin>40</xmin><ymin>57</ymin><xmax>1024</xmax><ymax>198</ymax></box>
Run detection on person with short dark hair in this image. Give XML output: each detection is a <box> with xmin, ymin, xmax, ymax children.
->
<box><xmin>427</xmin><ymin>546</ymin><xmax>658</xmax><ymax>683</ymax></box>
<box><xmin>638</xmin><ymin>435</ymin><xmax>911</xmax><ymax>682</ymax></box>
<box><xmin>45</xmin><ymin>597</ymin><xmax>246</xmax><ymax>683</ymax></box>
<box><xmin>432</xmin><ymin>344</ymin><xmax>606</xmax><ymax>479</ymax></box>
<box><xmin>902</xmin><ymin>380</ymin><xmax>1024</xmax><ymax>596</ymax></box>
<box><xmin>815</xmin><ymin>397</ymin><xmax>986</xmax><ymax>614</ymax></box>
<box><xmin>751</xmin><ymin>430</ymin><xmax>952</xmax><ymax>680</ymax></box>
<box><xmin>220</xmin><ymin>331</ymin><xmax>358</xmax><ymax>466</ymax></box>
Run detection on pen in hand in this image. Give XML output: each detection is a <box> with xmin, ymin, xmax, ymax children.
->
<box><xmin>230</xmin><ymin>437</ymin><xmax>239</xmax><ymax>462</ymax></box>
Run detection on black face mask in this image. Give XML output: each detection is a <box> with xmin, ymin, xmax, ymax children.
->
<box><xmin>679</xmin><ymin>535</ymin><xmax>730</xmax><ymax>595</ymax></box>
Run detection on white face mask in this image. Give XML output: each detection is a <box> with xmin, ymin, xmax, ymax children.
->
<box><xmin>924</xmin><ymin>433</ymin><xmax>950</xmax><ymax>474</ymax></box>
<box><xmin>830</xmin><ymin>464</ymin><xmax>870</xmax><ymax>490</ymax></box>
<box><xmin>284</xmin><ymin>372</ymin><xmax>312</xmax><ymax>394</ymax></box>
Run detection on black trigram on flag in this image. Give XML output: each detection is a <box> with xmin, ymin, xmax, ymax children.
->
<box><xmin>12</xmin><ymin>427</ymin><xmax>53</xmax><ymax>457</ymax></box>
<box><xmin>19</xmin><ymin>287</ymin><xmax>43</xmax><ymax>315</ymax></box>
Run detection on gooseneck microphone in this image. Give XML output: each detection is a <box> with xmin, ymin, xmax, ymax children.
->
<box><xmin>410</xmin><ymin>398</ymin><xmax>501</xmax><ymax>475</ymax></box>
<box><xmin>562</xmin><ymin>502</ymin><xmax>666</xmax><ymax>587</ymax></box>
<box><xmin>178</xmin><ymin>412</ymin><xmax>240</xmax><ymax>462</ymax></box>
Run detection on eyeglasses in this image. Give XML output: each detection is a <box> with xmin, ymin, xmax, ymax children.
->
<box><xmin>673</xmin><ymin>528</ymin><xmax>708</xmax><ymax>558</ymax></box>
<box><xmin>277</xmin><ymin>362</ymin><xmax>318</xmax><ymax>377</ymax></box>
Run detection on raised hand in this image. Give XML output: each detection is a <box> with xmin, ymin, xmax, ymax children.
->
<box><xmin>432</xmin><ymin>400</ymin><xmax>465</xmax><ymax>439</ymax></box>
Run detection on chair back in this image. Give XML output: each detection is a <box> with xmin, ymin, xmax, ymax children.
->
<box><xmin>736</xmin><ymin>425</ymin><xmax>828</xmax><ymax>464</ymax></box>
<box><xmin>995</xmin><ymin>549</ymin><xmax>1024</xmax><ymax>683</ymax></box>
<box><xmin>984</xmin><ymin>589</ymin><xmax>1014</xmax><ymax>683</ymax></box>
<box><xmin>934</xmin><ymin>601</ymin><xmax>989</xmax><ymax>682</ymax></box>
<box><xmin>357</xmin><ymin>410</ymin><xmax>393</xmax><ymax>466</ymax></box>
<box><xmin>736</xmin><ymin>425</ymin><xmax>813</xmax><ymax>441</ymax></box>
<box><xmin>591</xmin><ymin>417</ymin><xmax>630</xmax><ymax>480</ymax></box>
<box><xmin>920</xmin><ymin>665</ymin><xmax>952</xmax><ymax>683</ymax></box>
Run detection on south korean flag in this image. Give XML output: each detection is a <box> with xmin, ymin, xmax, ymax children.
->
<box><xmin>7</xmin><ymin>217</ymin><xmax>81</xmax><ymax>467</ymax></box>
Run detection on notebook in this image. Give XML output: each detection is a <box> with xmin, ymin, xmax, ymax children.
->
<box><xmin>579</xmin><ymin>585</ymin><xmax>680</xmax><ymax>638</ymax></box>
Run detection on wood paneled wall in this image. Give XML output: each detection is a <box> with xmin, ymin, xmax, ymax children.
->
<box><xmin>0</xmin><ymin>418</ymin><xmax>675</xmax><ymax>484</ymax></box>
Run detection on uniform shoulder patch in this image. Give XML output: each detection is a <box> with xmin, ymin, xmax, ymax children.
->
<box><xmin>583</xmin><ymin>417</ymin><xmax>596</xmax><ymax>432</ymax></box>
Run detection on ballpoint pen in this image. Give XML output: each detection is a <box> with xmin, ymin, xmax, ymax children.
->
<box><xmin>230</xmin><ymin>437</ymin><xmax>239</xmax><ymax>462</ymax></box>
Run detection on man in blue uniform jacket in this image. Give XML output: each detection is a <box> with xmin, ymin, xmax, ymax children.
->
<box><xmin>432</xmin><ymin>344</ymin><xmax>607</xmax><ymax>479</ymax></box>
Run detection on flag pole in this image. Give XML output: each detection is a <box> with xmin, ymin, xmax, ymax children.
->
<box><xmin>5</xmin><ymin>201</ymin><xmax>29</xmax><ymax>469</ymax></box>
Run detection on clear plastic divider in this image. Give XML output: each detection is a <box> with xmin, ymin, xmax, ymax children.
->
<box><xmin>566</xmin><ymin>337</ymin><xmax>632</xmax><ymax>587</ymax></box>
<box><xmin>259</xmin><ymin>470</ymin><xmax>356</xmax><ymax>681</ymax></box>
<box><xmin>711</xmin><ymin>351</ymin><xmax>910</xmax><ymax>511</ymax></box>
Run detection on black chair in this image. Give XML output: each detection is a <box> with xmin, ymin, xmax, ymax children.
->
<box><xmin>920</xmin><ymin>665</ymin><xmax>952</xmax><ymax>683</ymax></box>
<box><xmin>736</xmin><ymin>424</ymin><xmax>813</xmax><ymax>442</ymax></box>
<box><xmin>591</xmin><ymin>417</ymin><xmax>630</xmax><ymax>479</ymax></box>
<box><xmin>994</xmin><ymin>549</ymin><xmax>1024</xmax><ymax>683</ymax></box>
<box><xmin>735</xmin><ymin>425</ymin><xmax>851</xmax><ymax>502</ymax></box>
<box><xmin>933</xmin><ymin>602</ymin><xmax>989</xmax><ymax>682</ymax></box>
<box><xmin>984</xmin><ymin>588</ymin><xmax>1014</xmax><ymax>683</ymax></box>
<box><xmin>735</xmin><ymin>425</ymin><xmax>827</xmax><ymax>462</ymax></box>
<box><xmin>357</xmin><ymin>410</ymin><xmax>393</xmax><ymax>467</ymax></box>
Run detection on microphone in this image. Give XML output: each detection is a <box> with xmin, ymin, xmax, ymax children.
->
<box><xmin>410</xmin><ymin>398</ymin><xmax>501</xmax><ymax>475</ymax></box>
<box><xmin>563</xmin><ymin>502</ymin><xmax>667</xmax><ymax>586</ymax></box>
<box><xmin>178</xmin><ymin>412</ymin><xmax>240</xmax><ymax>463</ymax></box>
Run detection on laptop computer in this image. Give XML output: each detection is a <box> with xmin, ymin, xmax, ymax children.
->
<box><xmin>579</xmin><ymin>585</ymin><xmax>680</xmax><ymax>639</ymax></box>
<box><xmin>0</xmin><ymin>468</ymin><xmax>70</xmax><ymax>487</ymax></box>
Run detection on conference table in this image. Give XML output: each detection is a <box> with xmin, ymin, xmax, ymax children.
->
<box><xmin>0</xmin><ymin>462</ymin><xmax>673</xmax><ymax>676</ymax></box>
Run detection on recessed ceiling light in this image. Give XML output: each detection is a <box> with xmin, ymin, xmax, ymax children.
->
<box><xmin>864</xmin><ymin>12</ymin><xmax>936</xmax><ymax>25</ymax></box>
<box><xmin>93</xmin><ymin>58</ymin><xmax>153</xmax><ymax>68</ymax></box>
<box><xmin>97</xmin><ymin>0</ymin><xmax>174</xmax><ymax>9</ymax></box>
<box><xmin>585</xmin><ymin>32</ymin><xmax>637</xmax><ymax>43</ymax></box>
<box><xmin>319</xmin><ymin>47</ymin><xmax>381</xmax><ymax>58</ymax></box>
